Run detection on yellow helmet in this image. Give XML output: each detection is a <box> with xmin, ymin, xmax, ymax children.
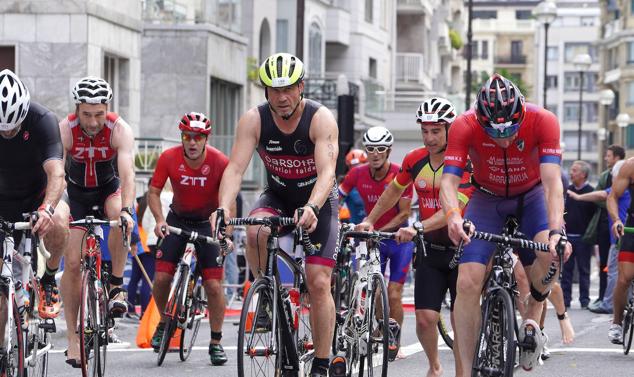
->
<box><xmin>259</xmin><ymin>53</ymin><xmax>305</xmax><ymax>88</ymax></box>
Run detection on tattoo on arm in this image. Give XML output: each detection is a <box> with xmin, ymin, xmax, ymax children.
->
<box><xmin>327</xmin><ymin>143</ymin><xmax>335</xmax><ymax>159</ymax></box>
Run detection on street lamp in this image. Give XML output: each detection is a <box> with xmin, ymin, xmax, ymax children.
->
<box><xmin>533</xmin><ymin>0</ymin><xmax>557</xmax><ymax>108</ymax></box>
<box><xmin>598</xmin><ymin>89</ymin><xmax>615</xmax><ymax>169</ymax></box>
<box><xmin>617</xmin><ymin>113</ymin><xmax>631</xmax><ymax>146</ymax></box>
<box><xmin>573</xmin><ymin>53</ymin><xmax>592</xmax><ymax>160</ymax></box>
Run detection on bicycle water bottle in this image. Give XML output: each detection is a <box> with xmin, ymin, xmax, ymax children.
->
<box><xmin>289</xmin><ymin>288</ymin><xmax>300</xmax><ymax>330</ymax></box>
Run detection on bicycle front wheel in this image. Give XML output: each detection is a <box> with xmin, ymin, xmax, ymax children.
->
<box><xmin>79</xmin><ymin>273</ymin><xmax>102</xmax><ymax>377</ymax></box>
<box><xmin>180</xmin><ymin>277</ymin><xmax>205</xmax><ymax>361</ymax></box>
<box><xmin>359</xmin><ymin>273</ymin><xmax>389</xmax><ymax>377</ymax></box>
<box><xmin>623</xmin><ymin>304</ymin><xmax>634</xmax><ymax>355</ymax></box>
<box><xmin>437</xmin><ymin>296</ymin><xmax>454</xmax><ymax>349</ymax></box>
<box><xmin>237</xmin><ymin>278</ymin><xmax>279</xmax><ymax>377</ymax></box>
<box><xmin>158</xmin><ymin>268</ymin><xmax>187</xmax><ymax>366</ymax></box>
<box><xmin>25</xmin><ymin>279</ymin><xmax>50</xmax><ymax>377</ymax></box>
<box><xmin>472</xmin><ymin>288</ymin><xmax>515</xmax><ymax>377</ymax></box>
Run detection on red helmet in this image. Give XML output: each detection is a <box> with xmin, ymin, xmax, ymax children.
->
<box><xmin>475</xmin><ymin>74</ymin><xmax>525</xmax><ymax>138</ymax></box>
<box><xmin>345</xmin><ymin>149</ymin><xmax>367</xmax><ymax>167</ymax></box>
<box><xmin>179</xmin><ymin>112</ymin><xmax>211</xmax><ymax>135</ymax></box>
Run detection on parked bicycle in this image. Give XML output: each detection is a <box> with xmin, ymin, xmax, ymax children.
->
<box><xmin>453</xmin><ymin>216</ymin><xmax>566</xmax><ymax>377</ymax></box>
<box><xmin>69</xmin><ymin>209</ymin><xmax>129</xmax><ymax>377</ymax></box>
<box><xmin>216</xmin><ymin>210</ymin><xmax>314</xmax><ymax>377</ymax></box>
<box><xmin>620</xmin><ymin>225</ymin><xmax>634</xmax><ymax>354</ymax></box>
<box><xmin>155</xmin><ymin>225</ymin><xmax>210</xmax><ymax>365</ymax></box>
<box><xmin>333</xmin><ymin>229</ymin><xmax>393</xmax><ymax>377</ymax></box>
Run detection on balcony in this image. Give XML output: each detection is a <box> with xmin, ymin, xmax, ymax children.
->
<box><xmin>397</xmin><ymin>0</ymin><xmax>433</xmax><ymax>15</ymax></box>
<box><xmin>495</xmin><ymin>54</ymin><xmax>527</xmax><ymax>65</ymax></box>
<box><xmin>144</xmin><ymin>0</ymin><xmax>242</xmax><ymax>33</ymax></box>
<box><xmin>603</xmin><ymin>18</ymin><xmax>623</xmax><ymax>40</ymax></box>
<box><xmin>325</xmin><ymin>7</ymin><xmax>350</xmax><ymax>46</ymax></box>
<box><xmin>604</xmin><ymin>68</ymin><xmax>621</xmax><ymax>84</ymax></box>
<box><xmin>396</xmin><ymin>53</ymin><xmax>432</xmax><ymax>90</ymax></box>
<box><xmin>303</xmin><ymin>77</ymin><xmax>360</xmax><ymax>114</ymax></box>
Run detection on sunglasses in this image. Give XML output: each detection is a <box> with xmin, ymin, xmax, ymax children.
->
<box><xmin>484</xmin><ymin>122</ymin><xmax>520</xmax><ymax>139</ymax></box>
<box><xmin>181</xmin><ymin>133</ymin><xmax>206</xmax><ymax>142</ymax></box>
<box><xmin>365</xmin><ymin>145</ymin><xmax>390</xmax><ymax>154</ymax></box>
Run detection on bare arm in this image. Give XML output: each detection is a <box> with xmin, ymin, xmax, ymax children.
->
<box><xmin>41</xmin><ymin>159</ymin><xmax>65</xmax><ymax>207</ymax></box>
<box><xmin>365</xmin><ymin>181</ymin><xmax>406</xmax><ymax>225</ymax></box>
<box><xmin>217</xmin><ymin>108</ymin><xmax>260</xmax><ymax>213</ymax></box>
<box><xmin>112</xmin><ymin>119</ymin><xmax>136</xmax><ymax>209</ymax></box>
<box><xmin>566</xmin><ymin>189</ymin><xmax>608</xmax><ymax>202</ymax></box>
<box><xmin>608</xmin><ymin>159</ymin><xmax>632</xmax><ymax>238</ymax></box>
<box><xmin>540</xmin><ymin>163</ymin><xmax>564</xmax><ymax>232</ymax></box>
<box><xmin>377</xmin><ymin>197</ymin><xmax>411</xmax><ymax>231</ymax></box>
<box><xmin>306</xmin><ymin>107</ymin><xmax>339</xmax><ymax>208</ymax></box>
<box><xmin>440</xmin><ymin>173</ymin><xmax>468</xmax><ymax>245</ymax></box>
<box><xmin>147</xmin><ymin>186</ymin><xmax>165</xmax><ymax>224</ymax></box>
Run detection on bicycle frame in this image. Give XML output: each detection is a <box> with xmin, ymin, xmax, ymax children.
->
<box><xmin>164</xmin><ymin>241</ymin><xmax>196</xmax><ymax>324</ymax></box>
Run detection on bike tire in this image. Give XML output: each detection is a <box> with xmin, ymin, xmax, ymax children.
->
<box><xmin>180</xmin><ymin>277</ymin><xmax>204</xmax><ymax>362</ymax></box>
<box><xmin>472</xmin><ymin>289</ymin><xmax>515</xmax><ymax>377</ymax></box>
<box><xmin>359</xmin><ymin>274</ymin><xmax>389</xmax><ymax>377</ymax></box>
<box><xmin>437</xmin><ymin>311</ymin><xmax>454</xmax><ymax>350</ymax></box>
<box><xmin>79</xmin><ymin>273</ymin><xmax>100</xmax><ymax>377</ymax></box>
<box><xmin>237</xmin><ymin>278</ymin><xmax>280</xmax><ymax>377</ymax></box>
<box><xmin>295</xmin><ymin>273</ymin><xmax>313</xmax><ymax>376</ymax></box>
<box><xmin>157</xmin><ymin>270</ymin><xmax>186</xmax><ymax>366</ymax></box>
<box><xmin>25</xmin><ymin>277</ymin><xmax>49</xmax><ymax>377</ymax></box>
<box><xmin>623</xmin><ymin>306</ymin><xmax>634</xmax><ymax>355</ymax></box>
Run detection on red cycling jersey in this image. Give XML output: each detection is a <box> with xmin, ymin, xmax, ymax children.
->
<box><xmin>339</xmin><ymin>162</ymin><xmax>413</xmax><ymax>230</ymax></box>
<box><xmin>394</xmin><ymin>147</ymin><xmax>473</xmax><ymax>245</ymax></box>
<box><xmin>151</xmin><ymin>145</ymin><xmax>229</xmax><ymax>220</ymax></box>
<box><xmin>66</xmin><ymin>112</ymin><xmax>119</xmax><ymax>188</ymax></box>
<box><xmin>444</xmin><ymin>104</ymin><xmax>561</xmax><ymax>197</ymax></box>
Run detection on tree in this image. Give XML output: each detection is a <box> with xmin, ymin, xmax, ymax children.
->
<box><xmin>469</xmin><ymin>68</ymin><xmax>531</xmax><ymax>99</ymax></box>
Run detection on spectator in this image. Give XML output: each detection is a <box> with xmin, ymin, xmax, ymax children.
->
<box><xmin>585</xmin><ymin>145</ymin><xmax>625</xmax><ymax>311</ymax></box>
<box><xmin>562</xmin><ymin>160</ymin><xmax>596</xmax><ymax>309</ymax></box>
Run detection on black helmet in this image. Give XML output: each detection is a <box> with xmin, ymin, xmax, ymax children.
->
<box><xmin>475</xmin><ymin>73</ymin><xmax>525</xmax><ymax>138</ymax></box>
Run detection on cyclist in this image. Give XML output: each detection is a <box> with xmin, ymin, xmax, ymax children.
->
<box><xmin>356</xmin><ymin>97</ymin><xmax>471</xmax><ymax>376</ymax></box>
<box><xmin>0</xmin><ymin>69</ymin><xmax>69</xmax><ymax>322</ymax></box>
<box><xmin>440</xmin><ymin>74</ymin><xmax>571</xmax><ymax>374</ymax></box>
<box><xmin>211</xmin><ymin>53</ymin><xmax>340</xmax><ymax>377</ymax></box>
<box><xmin>607</xmin><ymin>157</ymin><xmax>634</xmax><ymax>343</ymax></box>
<box><xmin>59</xmin><ymin>76</ymin><xmax>135</xmax><ymax>365</ymax></box>
<box><xmin>341</xmin><ymin>149</ymin><xmax>367</xmax><ymax>224</ymax></box>
<box><xmin>339</xmin><ymin>126</ymin><xmax>413</xmax><ymax>360</ymax></box>
<box><xmin>147</xmin><ymin>112</ymin><xmax>229</xmax><ymax>365</ymax></box>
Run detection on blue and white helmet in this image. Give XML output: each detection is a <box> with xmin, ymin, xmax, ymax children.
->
<box><xmin>0</xmin><ymin>69</ymin><xmax>30</xmax><ymax>131</ymax></box>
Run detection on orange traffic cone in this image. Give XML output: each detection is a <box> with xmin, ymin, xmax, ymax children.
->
<box><xmin>136</xmin><ymin>297</ymin><xmax>182</xmax><ymax>350</ymax></box>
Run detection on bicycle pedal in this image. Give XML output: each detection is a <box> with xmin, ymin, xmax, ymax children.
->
<box><xmin>39</xmin><ymin>318</ymin><xmax>56</xmax><ymax>333</ymax></box>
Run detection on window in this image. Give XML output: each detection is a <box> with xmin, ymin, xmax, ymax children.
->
<box><xmin>546</xmin><ymin>75</ymin><xmax>558</xmax><ymax>89</ymax></box>
<box><xmin>481</xmin><ymin>40</ymin><xmax>489</xmax><ymax>60</ymax></box>
<box><xmin>209</xmin><ymin>77</ymin><xmax>241</xmax><ymax>152</ymax></box>
<box><xmin>547</xmin><ymin>104</ymin><xmax>558</xmax><ymax>116</ymax></box>
<box><xmin>580</xmin><ymin>16</ymin><xmax>596</xmax><ymax>26</ymax></box>
<box><xmin>365</xmin><ymin>0</ymin><xmax>373</xmax><ymax>23</ymax></box>
<box><xmin>259</xmin><ymin>19</ymin><xmax>271</xmax><ymax>63</ymax></box>
<box><xmin>515</xmin><ymin>10</ymin><xmax>532</xmax><ymax>20</ymax></box>
<box><xmin>628</xmin><ymin>42</ymin><xmax>634</xmax><ymax>64</ymax></box>
<box><xmin>563</xmin><ymin>130</ymin><xmax>598</xmax><ymax>153</ymax></box>
<box><xmin>628</xmin><ymin>81</ymin><xmax>634</xmax><ymax>106</ymax></box>
<box><xmin>564</xmin><ymin>42</ymin><xmax>598</xmax><ymax>63</ymax></box>
<box><xmin>547</xmin><ymin>46</ymin><xmax>558</xmax><ymax>61</ymax></box>
<box><xmin>369</xmin><ymin>58</ymin><xmax>377</xmax><ymax>79</ymax></box>
<box><xmin>308</xmin><ymin>22</ymin><xmax>323</xmax><ymax>76</ymax></box>
<box><xmin>511</xmin><ymin>40</ymin><xmax>523</xmax><ymax>58</ymax></box>
<box><xmin>472</xmin><ymin>41</ymin><xmax>479</xmax><ymax>59</ymax></box>
<box><xmin>0</xmin><ymin>46</ymin><xmax>15</xmax><ymax>71</ymax></box>
<box><xmin>473</xmin><ymin>10</ymin><xmax>497</xmax><ymax>19</ymax></box>
<box><xmin>564</xmin><ymin>72</ymin><xmax>598</xmax><ymax>92</ymax></box>
<box><xmin>563</xmin><ymin>102</ymin><xmax>598</xmax><ymax>122</ymax></box>
<box><xmin>276</xmin><ymin>20</ymin><xmax>288</xmax><ymax>52</ymax></box>
<box><xmin>103</xmin><ymin>54</ymin><xmax>127</xmax><ymax>114</ymax></box>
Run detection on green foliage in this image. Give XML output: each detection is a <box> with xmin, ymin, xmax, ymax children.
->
<box><xmin>449</xmin><ymin>29</ymin><xmax>463</xmax><ymax>50</ymax></box>
<box><xmin>135</xmin><ymin>151</ymin><xmax>159</xmax><ymax>171</ymax></box>
<box><xmin>247</xmin><ymin>57</ymin><xmax>259</xmax><ymax>83</ymax></box>
<box><xmin>469</xmin><ymin>69</ymin><xmax>531</xmax><ymax>98</ymax></box>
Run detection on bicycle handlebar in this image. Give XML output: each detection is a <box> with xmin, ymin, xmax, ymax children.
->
<box><xmin>226</xmin><ymin>217</ymin><xmax>296</xmax><ymax>227</ymax></box>
<box><xmin>70</xmin><ymin>217</ymin><xmax>119</xmax><ymax>228</ymax></box>
<box><xmin>343</xmin><ymin>230</ymin><xmax>397</xmax><ymax>240</ymax></box>
<box><xmin>163</xmin><ymin>225</ymin><xmax>220</xmax><ymax>246</ymax></box>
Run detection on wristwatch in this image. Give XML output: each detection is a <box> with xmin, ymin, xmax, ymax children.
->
<box><xmin>38</xmin><ymin>204</ymin><xmax>55</xmax><ymax>217</ymax></box>
<box><xmin>121</xmin><ymin>206</ymin><xmax>135</xmax><ymax>217</ymax></box>
<box><xmin>412</xmin><ymin>221</ymin><xmax>424</xmax><ymax>234</ymax></box>
<box><xmin>306</xmin><ymin>203</ymin><xmax>320</xmax><ymax>217</ymax></box>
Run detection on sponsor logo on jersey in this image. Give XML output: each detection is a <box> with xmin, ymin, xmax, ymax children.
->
<box><xmin>259</xmin><ymin>152</ymin><xmax>316</xmax><ymax>179</ymax></box>
<box><xmin>482</xmin><ymin>142</ymin><xmax>496</xmax><ymax>148</ymax></box>
<box><xmin>23</xmin><ymin>131</ymin><xmax>29</xmax><ymax>141</ymax></box>
<box><xmin>486</xmin><ymin>156</ymin><xmax>524</xmax><ymax>166</ymax></box>
<box><xmin>488</xmin><ymin>172</ymin><xmax>529</xmax><ymax>185</ymax></box>
<box><xmin>271</xmin><ymin>174</ymin><xmax>287</xmax><ymax>187</ymax></box>
<box><xmin>72</xmin><ymin>146</ymin><xmax>111</xmax><ymax>160</ymax></box>
<box><xmin>178</xmin><ymin>164</ymin><xmax>186</xmax><ymax>172</ymax></box>
<box><xmin>417</xmin><ymin>179</ymin><xmax>427</xmax><ymax>189</ymax></box>
<box><xmin>445</xmin><ymin>156</ymin><xmax>462</xmax><ymax>162</ymax></box>
<box><xmin>266</xmin><ymin>146</ymin><xmax>282</xmax><ymax>152</ymax></box>
<box><xmin>515</xmin><ymin>139</ymin><xmax>525</xmax><ymax>152</ymax></box>
<box><xmin>201</xmin><ymin>164</ymin><xmax>210</xmax><ymax>176</ymax></box>
<box><xmin>297</xmin><ymin>177</ymin><xmax>317</xmax><ymax>188</ymax></box>
<box><xmin>179</xmin><ymin>175</ymin><xmax>207</xmax><ymax>187</ymax></box>
<box><xmin>294</xmin><ymin>140</ymin><xmax>309</xmax><ymax>155</ymax></box>
<box><xmin>268</xmin><ymin>140</ymin><xmax>280</xmax><ymax>144</ymax></box>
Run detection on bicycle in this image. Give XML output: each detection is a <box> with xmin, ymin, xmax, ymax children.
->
<box><xmin>216</xmin><ymin>210</ymin><xmax>314</xmax><ymax>377</ymax></box>
<box><xmin>452</xmin><ymin>216</ymin><xmax>566</xmax><ymax>377</ymax></box>
<box><xmin>333</xmin><ymin>229</ymin><xmax>394</xmax><ymax>377</ymax></box>
<box><xmin>619</xmin><ymin>225</ymin><xmax>634</xmax><ymax>354</ymax></box>
<box><xmin>70</xmin><ymin>211</ymin><xmax>129</xmax><ymax>377</ymax></box>
<box><xmin>155</xmin><ymin>225</ymin><xmax>211</xmax><ymax>366</ymax></box>
<box><xmin>332</xmin><ymin>223</ymin><xmax>355</xmax><ymax>321</ymax></box>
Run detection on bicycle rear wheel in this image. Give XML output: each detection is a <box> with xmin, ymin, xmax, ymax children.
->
<box><xmin>79</xmin><ymin>273</ymin><xmax>101</xmax><ymax>377</ymax></box>
<box><xmin>237</xmin><ymin>278</ymin><xmax>280</xmax><ymax>377</ymax></box>
<box><xmin>157</xmin><ymin>269</ymin><xmax>187</xmax><ymax>366</ymax></box>
<box><xmin>180</xmin><ymin>276</ymin><xmax>205</xmax><ymax>361</ymax></box>
<box><xmin>295</xmin><ymin>276</ymin><xmax>313</xmax><ymax>376</ymax></box>
<box><xmin>359</xmin><ymin>274</ymin><xmax>389</xmax><ymax>377</ymax></box>
<box><xmin>472</xmin><ymin>289</ymin><xmax>515</xmax><ymax>377</ymax></box>
<box><xmin>437</xmin><ymin>302</ymin><xmax>454</xmax><ymax>349</ymax></box>
<box><xmin>623</xmin><ymin>304</ymin><xmax>634</xmax><ymax>355</ymax></box>
<box><xmin>25</xmin><ymin>278</ymin><xmax>50</xmax><ymax>377</ymax></box>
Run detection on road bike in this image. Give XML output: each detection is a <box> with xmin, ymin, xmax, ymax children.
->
<box><xmin>620</xmin><ymin>226</ymin><xmax>634</xmax><ymax>354</ymax></box>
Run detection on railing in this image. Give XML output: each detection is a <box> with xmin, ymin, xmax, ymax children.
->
<box><xmin>362</xmin><ymin>78</ymin><xmax>386</xmax><ymax>117</ymax></box>
<box><xmin>396</xmin><ymin>53</ymin><xmax>424</xmax><ymax>83</ymax></box>
<box><xmin>143</xmin><ymin>0</ymin><xmax>242</xmax><ymax>33</ymax></box>
<box><xmin>303</xmin><ymin>77</ymin><xmax>360</xmax><ymax>114</ymax></box>
<box><xmin>495</xmin><ymin>54</ymin><xmax>527</xmax><ymax>65</ymax></box>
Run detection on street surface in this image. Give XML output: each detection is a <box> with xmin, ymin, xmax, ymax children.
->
<box><xmin>43</xmin><ymin>284</ymin><xmax>628</xmax><ymax>377</ymax></box>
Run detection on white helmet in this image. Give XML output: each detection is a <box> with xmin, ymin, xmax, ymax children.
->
<box><xmin>0</xmin><ymin>69</ymin><xmax>30</xmax><ymax>131</ymax></box>
<box><xmin>416</xmin><ymin>97</ymin><xmax>457</xmax><ymax>125</ymax></box>
<box><xmin>362</xmin><ymin>126</ymin><xmax>393</xmax><ymax>147</ymax></box>
<box><xmin>72</xmin><ymin>76</ymin><xmax>113</xmax><ymax>105</ymax></box>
